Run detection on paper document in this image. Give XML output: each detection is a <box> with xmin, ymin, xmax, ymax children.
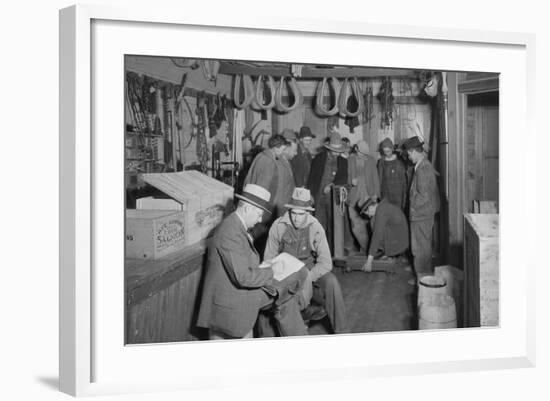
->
<box><xmin>259</xmin><ymin>252</ymin><xmax>305</xmax><ymax>281</ymax></box>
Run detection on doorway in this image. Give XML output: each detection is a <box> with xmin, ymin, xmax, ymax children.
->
<box><xmin>465</xmin><ymin>91</ymin><xmax>499</xmax><ymax>212</ymax></box>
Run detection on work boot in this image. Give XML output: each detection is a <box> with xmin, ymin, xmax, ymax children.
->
<box><xmin>301</xmin><ymin>304</ymin><xmax>327</xmax><ymax>323</ymax></box>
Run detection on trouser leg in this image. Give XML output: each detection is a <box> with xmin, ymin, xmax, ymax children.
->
<box><xmin>312</xmin><ymin>272</ymin><xmax>348</xmax><ymax>334</ymax></box>
<box><xmin>316</xmin><ymin>194</ymin><xmax>333</xmax><ymax>251</ymax></box>
<box><xmin>256</xmin><ymin>268</ymin><xmax>309</xmax><ymax>337</ymax></box>
<box><xmin>348</xmin><ymin>205</ymin><xmax>368</xmax><ymax>252</ymax></box>
<box><xmin>410</xmin><ymin>217</ymin><xmax>434</xmax><ymax>278</ymax></box>
<box><xmin>273</xmin><ymin>297</ymin><xmax>308</xmax><ymax>336</ymax></box>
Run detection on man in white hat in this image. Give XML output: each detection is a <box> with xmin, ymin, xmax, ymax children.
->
<box><xmin>197</xmin><ymin>184</ymin><xmax>308</xmax><ymax>339</ymax></box>
<box><xmin>261</xmin><ymin>188</ymin><xmax>348</xmax><ymax>334</ymax></box>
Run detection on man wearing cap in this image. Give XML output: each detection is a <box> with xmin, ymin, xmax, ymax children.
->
<box><xmin>263</xmin><ymin>188</ymin><xmax>348</xmax><ymax>334</ymax></box>
<box><xmin>378</xmin><ymin>137</ymin><xmax>408</xmax><ymax>210</ymax></box>
<box><xmin>290</xmin><ymin>126</ymin><xmax>315</xmax><ymax>187</ymax></box>
<box><xmin>402</xmin><ymin>136</ymin><xmax>440</xmax><ymax>283</ymax></box>
<box><xmin>360</xmin><ymin>198</ymin><xmax>409</xmax><ymax>273</ymax></box>
<box><xmin>347</xmin><ymin>140</ymin><xmax>380</xmax><ymax>254</ymax></box>
<box><xmin>307</xmin><ymin>128</ymin><xmax>348</xmax><ymax>251</ymax></box>
<box><xmin>197</xmin><ymin>184</ymin><xmax>308</xmax><ymax>339</ymax></box>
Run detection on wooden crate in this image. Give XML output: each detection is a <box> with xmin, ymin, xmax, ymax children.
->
<box><xmin>126</xmin><ymin>209</ymin><xmax>187</xmax><ymax>260</ymax></box>
<box><xmin>139</xmin><ymin>172</ymin><xmax>234</xmax><ymax>245</ymax></box>
<box><xmin>463</xmin><ymin>214</ymin><xmax>499</xmax><ymax>327</ymax></box>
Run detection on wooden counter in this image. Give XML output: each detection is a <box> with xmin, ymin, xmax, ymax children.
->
<box><xmin>125</xmin><ymin>239</ymin><xmax>209</xmax><ymax>344</ymax></box>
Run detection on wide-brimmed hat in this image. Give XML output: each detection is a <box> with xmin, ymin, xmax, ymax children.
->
<box><xmin>284</xmin><ymin>187</ymin><xmax>315</xmax><ymax>212</ymax></box>
<box><xmin>235</xmin><ymin>184</ymin><xmax>272</xmax><ymax>213</ymax></box>
<box><xmin>298</xmin><ymin>126</ymin><xmax>316</xmax><ymax>139</ymax></box>
<box><xmin>324</xmin><ymin>131</ymin><xmax>345</xmax><ymax>153</ymax></box>
<box><xmin>402</xmin><ymin>136</ymin><xmax>424</xmax><ymax>150</ymax></box>
<box><xmin>281</xmin><ymin>128</ymin><xmax>297</xmax><ymax>142</ymax></box>
<box><xmin>356</xmin><ymin>140</ymin><xmax>370</xmax><ymax>156</ymax></box>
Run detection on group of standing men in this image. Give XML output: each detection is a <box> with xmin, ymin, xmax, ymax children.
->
<box><xmin>197</xmin><ymin>124</ymin><xmax>439</xmax><ymax>340</ymax></box>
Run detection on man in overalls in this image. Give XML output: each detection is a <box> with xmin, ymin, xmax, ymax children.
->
<box><xmin>262</xmin><ymin>188</ymin><xmax>348</xmax><ymax>334</ymax></box>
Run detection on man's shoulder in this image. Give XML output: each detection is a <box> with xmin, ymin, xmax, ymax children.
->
<box><xmin>307</xmin><ymin>215</ymin><xmax>326</xmax><ymax>234</ymax></box>
<box><xmin>214</xmin><ymin>213</ymin><xmax>242</xmax><ymax>238</ymax></box>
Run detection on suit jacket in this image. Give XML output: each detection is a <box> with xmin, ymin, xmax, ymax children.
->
<box><xmin>197</xmin><ymin>212</ymin><xmax>274</xmax><ymax>337</ymax></box>
<box><xmin>409</xmin><ymin>158</ymin><xmax>440</xmax><ymax>221</ymax></box>
<box><xmin>290</xmin><ymin>142</ymin><xmax>312</xmax><ymax>187</ymax></box>
<box><xmin>307</xmin><ymin>149</ymin><xmax>348</xmax><ymax>204</ymax></box>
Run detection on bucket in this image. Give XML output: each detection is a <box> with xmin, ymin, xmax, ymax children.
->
<box><xmin>417</xmin><ymin>275</ymin><xmax>447</xmax><ymax>308</ymax></box>
<box><xmin>418</xmin><ymin>294</ymin><xmax>457</xmax><ymax>330</ymax></box>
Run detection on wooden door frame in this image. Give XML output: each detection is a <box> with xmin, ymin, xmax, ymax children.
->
<box><xmin>447</xmin><ymin>72</ymin><xmax>499</xmax><ymax>268</ymax></box>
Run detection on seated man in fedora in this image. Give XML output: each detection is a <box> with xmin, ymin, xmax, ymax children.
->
<box><xmin>360</xmin><ymin>198</ymin><xmax>409</xmax><ymax>273</ymax></box>
<box><xmin>261</xmin><ymin>188</ymin><xmax>348</xmax><ymax>334</ymax></box>
<box><xmin>197</xmin><ymin>184</ymin><xmax>308</xmax><ymax>339</ymax></box>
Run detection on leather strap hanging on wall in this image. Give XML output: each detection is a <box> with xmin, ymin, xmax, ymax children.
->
<box><xmin>233</xmin><ymin>74</ymin><xmax>255</xmax><ymax>109</ymax></box>
<box><xmin>275</xmin><ymin>76</ymin><xmax>301</xmax><ymax>113</ymax></box>
<box><xmin>315</xmin><ymin>77</ymin><xmax>340</xmax><ymax>116</ymax></box>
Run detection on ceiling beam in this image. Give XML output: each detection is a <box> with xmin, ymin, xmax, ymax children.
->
<box><xmin>218</xmin><ymin>62</ymin><xmax>417</xmax><ymax>79</ymax></box>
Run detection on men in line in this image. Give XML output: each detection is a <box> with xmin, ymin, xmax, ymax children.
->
<box><xmin>290</xmin><ymin>126</ymin><xmax>315</xmax><ymax>187</ymax></box>
<box><xmin>378</xmin><ymin>137</ymin><xmax>408</xmax><ymax>210</ymax></box>
<box><xmin>197</xmin><ymin>184</ymin><xmax>308</xmax><ymax>339</ymax></box>
<box><xmin>347</xmin><ymin>140</ymin><xmax>380</xmax><ymax>255</ymax></box>
<box><xmin>264</xmin><ymin>188</ymin><xmax>348</xmax><ymax>334</ymax></box>
<box><xmin>360</xmin><ymin>198</ymin><xmax>409</xmax><ymax>273</ymax></box>
<box><xmin>308</xmin><ymin>130</ymin><xmax>348</xmax><ymax>252</ymax></box>
<box><xmin>402</xmin><ymin>136</ymin><xmax>440</xmax><ymax>283</ymax></box>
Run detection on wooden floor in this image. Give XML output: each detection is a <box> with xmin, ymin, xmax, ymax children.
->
<box><xmin>308</xmin><ymin>258</ymin><xmax>418</xmax><ymax>335</ymax></box>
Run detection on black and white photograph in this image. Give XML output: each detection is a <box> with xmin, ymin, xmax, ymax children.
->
<box><xmin>124</xmin><ymin>56</ymin><xmax>499</xmax><ymax>344</ymax></box>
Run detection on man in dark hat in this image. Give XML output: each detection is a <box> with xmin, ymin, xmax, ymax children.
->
<box><xmin>402</xmin><ymin>136</ymin><xmax>440</xmax><ymax>284</ymax></box>
<box><xmin>307</xmin><ymin>128</ymin><xmax>348</xmax><ymax>251</ymax></box>
<box><xmin>360</xmin><ymin>198</ymin><xmax>409</xmax><ymax>272</ymax></box>
<box><xmin>197</xmin><ymin>184</ymin><xmax>308</xmax><ymax>339</ymax></box>
<box><xmin>290</xmin><ymin>126</ymin><xmax>316</xmax><ymax>187</ymax></box>
<box><xmin>262</xmin><ymin>188</ymin><xmax>348</xmax><ymax>334</ymax></box>
<box><xmin>378</xmin><ymin>137</ymin><xmax>408</xmax><ymax>210</ymax></box>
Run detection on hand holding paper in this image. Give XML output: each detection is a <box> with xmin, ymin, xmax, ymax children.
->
<box><xmin>260</xmin><ymin>252</ymin><xmax>305</xmax><ymax>281</ymax></box>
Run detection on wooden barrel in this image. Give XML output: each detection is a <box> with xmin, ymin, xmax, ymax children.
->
<box><xmin>417</xmin><ymin>275</ymin><xmax>447</xmax><ymax>308</ymax></box>
<box><xmin>419</xmin><ymin>294</ymin><xmax>457</xmax><ymax>330</ymax></box>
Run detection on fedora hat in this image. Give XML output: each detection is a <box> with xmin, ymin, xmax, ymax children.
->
<box><xmin>284</xmin><ymin>187</ymin><xmax>315</xmax><ymax>212</ymax></box>
<box><xmin>402</xmin><ymin>135</ymin><xmax>424</xmax><ymax>150</ymax></box>
<box><xmin>235</xmin><ymin>184</ymin><xmax>272</xmax><ymax>213</ymax></box>
<box><xmin>298</xmin><ymin>126</ymin><xmax>316</xmax><ymax>139</ymax></box>
<box><xmin>281</xmin><ymin>128</ymin><xmax>297</xmax><ymax>142</ymax></box>
<box><xmin>324</xmin><ymin>131</ymin><xmax>345</xmax><ymax>153</ymax></box>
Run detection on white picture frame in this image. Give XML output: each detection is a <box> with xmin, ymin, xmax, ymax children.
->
<box><xmin>59</xmin><ymin>4</ymin><xmax>536</xmax><ymax>397</ymax></box>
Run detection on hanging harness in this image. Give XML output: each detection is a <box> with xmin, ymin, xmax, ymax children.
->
<box><xmin>253</xmin><ymin>75</ymin><xmax>276</xmax><ymax>110</ymax></box>
<box><xmin>338</xmin><ymin>77</ymin><xmax>364</xmax><ymax>118</ymax></box>
<box><xmin>315</xmin><ymin>77</ymin><xmax>340</xmax><ymax>116</ymax></box>
<box><xmin>233</xmin><ymin>74</ymin><xmax>255</xmax><ymax>109</ymax></box>
<box><xmin>275</xmin><ymin>76</ymin><xmax>301</xmax><ymax>113</ymax></box>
